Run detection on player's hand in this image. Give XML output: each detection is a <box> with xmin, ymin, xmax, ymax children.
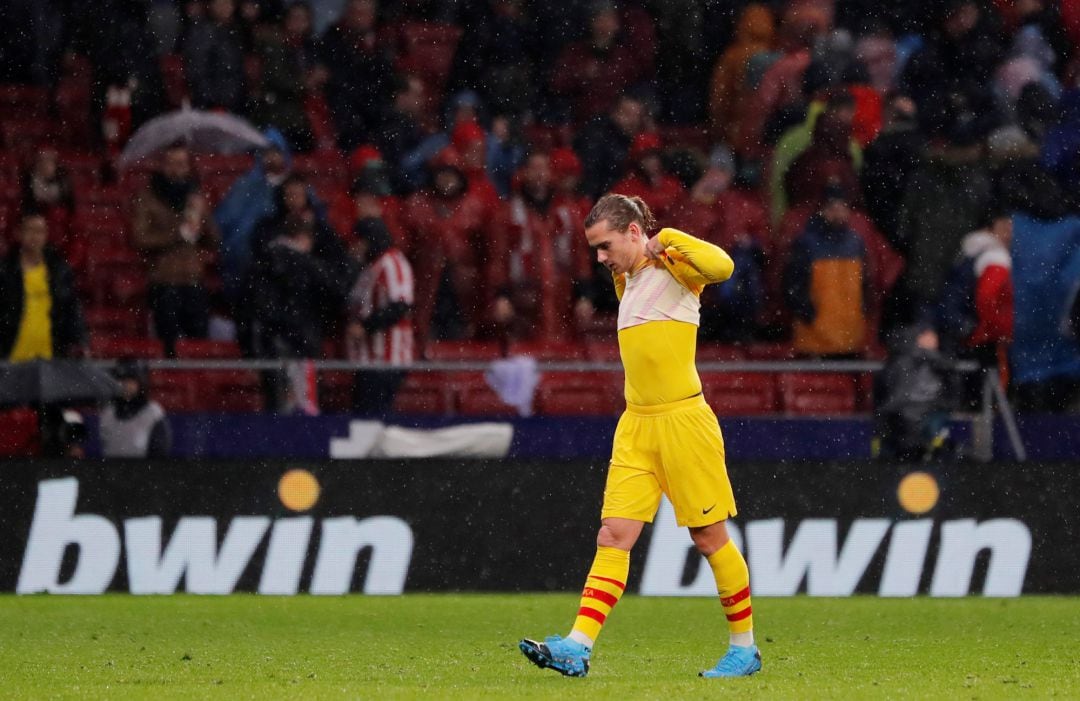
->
<box><xmin>644</xmin><ymin>235</ymin><xmax>666</xmax><ymax>260</ymax></box>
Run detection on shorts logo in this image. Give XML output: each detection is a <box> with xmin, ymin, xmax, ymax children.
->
<box><xmin>702</xmin><ymin>504</ymin><xmax>716</xmax><ymax>515</ymax></box>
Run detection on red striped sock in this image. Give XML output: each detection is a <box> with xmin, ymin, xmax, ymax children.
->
<box><xmin>570</xmin><ymin>546</ymin><xmax>629</xmax><ymax>646</ymax></box>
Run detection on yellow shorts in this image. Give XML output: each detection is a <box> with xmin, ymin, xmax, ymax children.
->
<box><xmin>601</xmin><ymin>393</ymin><xmax>736</xmax><ymax>528</ymax></box>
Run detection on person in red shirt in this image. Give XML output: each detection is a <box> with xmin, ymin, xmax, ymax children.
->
<box><xmin>491</xmin><ymin>151</ymin><xmax>593</xmax><ymax>342</ymax></box>
<box><xmin>346</xmin><ymin>216</ymin><xmax>415</xmax><ymax>415</ymax></box>
<box><xmin>611</xmin><ymin>132</ymin><xmax>685</xmax><ymax>221</ymax></box>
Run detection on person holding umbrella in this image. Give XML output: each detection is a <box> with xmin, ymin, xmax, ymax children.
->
<box><xmin>132</xmin><ymin>143</ymin><xmax>220</xmax><ymax>356</ymax></box>
<box><xmin>0</xmin><ymin>213</ymin><xmax>86</xmax><ymax>362</ymax></box>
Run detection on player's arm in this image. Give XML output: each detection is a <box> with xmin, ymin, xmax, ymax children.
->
<box><xmin>649</xmin><ymin>227</ymin><xmax>734</xmax><ymax>284</ymax></box>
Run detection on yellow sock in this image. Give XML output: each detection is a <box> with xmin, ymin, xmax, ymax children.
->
<box><xmin>569</xmin><ymin>546</ymin><xmax>629</xmax><ymax>647</ymax></box>
<box><xmin>706</xmin><ymin>539</ymin><xmax>754</xmax><ymax>641</ymax></box>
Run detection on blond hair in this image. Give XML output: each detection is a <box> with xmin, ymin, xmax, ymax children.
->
<box><xmin>584</xmin><ymin>193</ymin><xmax>657</xmax><ymax>234</ymax></box>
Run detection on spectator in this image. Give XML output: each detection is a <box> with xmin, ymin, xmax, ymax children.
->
<box><xmin>491</xmin><ymin>151</ymin><xmax>588</xmax><ymax>342</ymax></box>
<box><xmin>861</xmin><ymin>95</ymin><xmax>926</xmax><ymax>242</ymax></box>
<box><xmin>783</xmin><ymin>184</ymin><xmax>871</xmax><ymax>358</ymax></box>
<box><xmin>874</xmin><ymin>326</ymin><xmax>954</xmax><ymax>462</ymax></box>
<box><xmin>890</xmin><ymin>128</ymin><xmax>993</xmax><ymax>330</ymax></box>
<box><xmin>899</xmin><ymin>0</ymin><xmax>1005</xmax><ymax>140</ymax></box>
<box><xmin>549</xmin><ymin>0</ymin><xmax>652</xmax><ymax>123</ymax></box>
<box><xmin>784</xmin><ymin>92</ymin><xmax>863</xmax><ymax>220</ymax></box>
<box><xmin>936</xmin><ymin>209</ymin><xmax>1013</xmax><ymax>402</ymax></box>
<box><xmin>320</xmin><ymin>0</ymin><xmax>395</xmax><ymax>150</ymax></box>
<box><xmin>20</xmin><ymin>147</ymin><xmax>76</xmax><ymax>259</ymax></box>
<box><xmin>247</xmin><ymin>6</ymin><xmax>316</xmax><ymax>151</ymax></box>
<box><xmin>447</xmin><ymin>0</ymin><xmax>538</xmax><ymax>118</ymax></box>
<box><xmin>0</xmin><ymin>214</ymin><xmax>86</xmax><ymax>361</ymax></box>
<box><xmin>376</xmin><ymin>74</ymin><xmax>433</xmax><ymax>189</ymax></box>
<box><xmin>346</xmin><ymin>216</ymin><xmax>414</xmax><ymax>415</ymax></box>
<box><xmin>611</xmin><ymin>132</ymin><xmax>685</xmax><ymax>221</ymax></box>
<box><xmin>548</xmin><ymin>147</ymin><xmax>607</xmax><ymax>330</ymax></box>
<box><xmin>574</xmin><ymin>93</ymin><xmax>647</xmax><ymax>200</ymax></box>
<box><xmin>403</xmin><ymin>158</ymin><xmax>496</xmax><ymax>346</ymax></box>
<box><xmin>770</xmin><ymin>90</ymin><xmax>861</xmax><ymax>226</ymax></box>
<box><xmin>183</xmin><ymin>0</ymin><xmax>247</xmax><ymax>113</ymax></box>
<box><xmin>215</xmin><ymin>130</ymin><xmax>293</xmax><ymax>306</ymax></box>
<box><xmin>248</xmin><ymin>173</ymin><xmax>352</xmax><ymax>340</ymax></box>
<box><xmin>732</xmin><ymin>3</ymin><xmax>830</xmax><ymax>160</ymax></box>
<box><xmin>99</xmin><ymin>357</ymin><xmax>172</xmax><ymax>458</ymax></box>
<box><xmin>708</xmin><ymin>4</ymin><xmax>775</xmax><ymax>143</ymax></box>
<box><xmin>249</xmin><ymin>214</ymin><xmax>350</xmax><ymax>410</ymax></box>
<box><xmin>20</xmin><ymin>147</ymin><xmax>74</xmax><ymax>220</ymax></box>
<box><xmin>132</xmin><ymin>144</ymin><xmax>220</xmax><ymax>357</ymax></box>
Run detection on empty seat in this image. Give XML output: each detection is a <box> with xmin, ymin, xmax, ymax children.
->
<box><xmin>535</xmin><ymin>371</ymin><xmax>622</xmax><ymax>416</ymax></box>
<box><xmin>392</xmin><ymin>371</ymin><xmax>454</xmax><ymax>415</ymax></box>
<box><xmin>424</xmin><ymin>339</ymin><xmax>503</xmax><ymax>361</ymax></box>
<box><xmin>199</xmin><ymin>370</ymin><xmax>263</xmax><ymax>412</ymax></box>
<box><xmin>90</xmin><ymin>335</ymin><xmax>164</xmax><ymax>359</ymax></box>
<box><xmin>778</xmin><ymin>373</ymin><xmax>858</xmax><ymax>415</ymax></box>
<box><xmin>744</xmin><ymin>342</ymin><xmax>797</xmax><ymax>360</ymax></box>
<box><xmin>84</xmin><ymin>307</ymin><xmax>143</xmax><ymax>338</ymax></box>
<box><xmin>584</xmin><ymin>339</ymin><xmax>621</xmax><ymax>361</ymax></box>
<box><xmin>506</xmin><ymin>339</ymin><xmax>586</xmax><ymax>361</ymax></box>
<box><xmin>697</xmin><ymin>343</ymin><xmax>746</xmax><ymax>362</ymax></box>
<box><xmin>700</xmin><ymin>372</ymin><xmax>778</xmax><ymax>416</ymax></box>
<box><xmin>174</xmin><ymin>339</ymin><xmax>242</xmax><ymax>359</ymax></box>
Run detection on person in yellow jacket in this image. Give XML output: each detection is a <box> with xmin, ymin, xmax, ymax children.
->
<box><xmin>520</xmin><ymin>193</ymin><xmax>761</xmax><ymax>679</ymax></box>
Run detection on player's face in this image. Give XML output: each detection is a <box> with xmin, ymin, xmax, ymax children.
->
<box><xmin>585</xmin><ymin>219</ymin><xmax>644</xmax><ymax>276</ymax></box>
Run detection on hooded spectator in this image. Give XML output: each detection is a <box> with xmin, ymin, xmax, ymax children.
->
<box><xmin>99</xmin><ymin>357</ymin><xmax>172</xmax><ymax>459</ymax></box>
<box><xmin>574</xmin><ymin>93</ymin><xmax>648</xmax><ymax>200</ymax></box>
<box><xmin>708</xmin><ymin>4</ymin><xmax>775</xmax><ymax>142</ymax></box>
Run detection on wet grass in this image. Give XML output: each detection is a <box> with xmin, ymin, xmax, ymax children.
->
<box><xmin>0</xmin><ymin>594</ymin><xmax>1077</xmax><ymax>699</ymax></box>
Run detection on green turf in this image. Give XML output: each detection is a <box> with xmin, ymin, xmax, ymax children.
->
<box><xmin>0</xmin><ymin>594</ymin><xmax>1077</xmax><ymax>700</ymax></box>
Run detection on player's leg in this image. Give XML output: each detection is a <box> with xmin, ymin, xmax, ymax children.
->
<box><xmin>654</xmin><ymin>397</ymin><xmax>759</xmax><ymax>677</ymax></box>
<box><xmin>520</xmin><ymin>410</ymin><xmax>661</xmax><ymax>677</ymax></box>
<box><xmin>690</xmin><ymin>520</ymin><xmax>761</xmax><ymax>677</ymax></box>
<box><xmin>567</xmin><ymin>516</ymin><xmax>643</xmax><ymax>648</ymax></box>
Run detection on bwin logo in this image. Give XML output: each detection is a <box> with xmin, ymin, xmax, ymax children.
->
<box><xmin>17</xmin><ymin>478</ymin><xmax>414</xmax><ymax>596</ymax></box>
<box><xmin>641</xmin><ymin>499</ymin><xmax>1032</xmax><ymax>597</ymax></box>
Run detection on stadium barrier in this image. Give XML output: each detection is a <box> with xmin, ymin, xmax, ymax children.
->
<box><xmin>3</xmin><ymin>459</ymin><xmax>1076</xmax><ymax>596</ymax></box>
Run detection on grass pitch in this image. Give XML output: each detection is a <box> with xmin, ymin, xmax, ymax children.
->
<box><xmin>0</xmin><ymin>594</ymin><xmax>1077</xmax><ymax>700</ymax></box>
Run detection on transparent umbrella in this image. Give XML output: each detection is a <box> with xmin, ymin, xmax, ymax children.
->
<box><xmin>117</xmin><ymin>105</ymin><xmax>270</xmax><ymax>168</ymax></box>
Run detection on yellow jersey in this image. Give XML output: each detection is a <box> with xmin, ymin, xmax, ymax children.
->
<box><xmin>614</xmin><ymin>228</ymin><xmax>733</xmax><ymax>406</ymax></box>
<box><xmin>9</xmin><ymin>263</ymin><xmax>53</xmax><ymax>361</ymax></box>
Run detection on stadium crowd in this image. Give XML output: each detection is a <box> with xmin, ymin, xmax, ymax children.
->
<box><xmin>2</xmin><ymin>0</ymin><xmax>1080</xmax><ymax>418</ymax></box>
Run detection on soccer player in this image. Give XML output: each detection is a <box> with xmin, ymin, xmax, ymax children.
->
<box><xmin>519</xmin><ymin>193</ymin><xmax>760</xmax><ymax>678</ymax></box>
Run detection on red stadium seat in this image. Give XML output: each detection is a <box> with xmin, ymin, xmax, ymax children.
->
<box><xmin>392</xmin><ymin>371</ymin><xmax>454</xmax><ymax>415</ymax></box>
<box><xmin>451</xmin><ymin>371</ymin><xmax>517</xmax><ymax>416</ymax></box>
<box><xmin>535</xmin><ymin>371</ymin><xmax>622</xmax><ymax>416</ymax></box>
<box><xmin>584</xmin><ymin>339</ymin><xmax>621</xmax><ymax>361</ymax></box>
<box><xmin>174</xmin><ymin>339</ymin><xmax>242</xmax><ymax>359</ymax></box>
<box><xmin>0</xmin><ymin>85</ymin><xmax>49</xmax><ymax>120</ymax></box>
<box><xmin>199</xmin><ymin>370</ymin><xmax>263</xmax><ymax>412</ymax></box>
<box><xmin>700</xmin><ymin>372</ymin><xmax>778</xmax><ymax>415</ymax></box>
<box><xmin>744</xmin><ymin>342</ymin><xmax>797</xmax><ymax>360</ymax></box>
<box><xmin>318</xmin><ymin>370</ymin><xmax>354</xmax><ymax>413</ymax></box>
<box><xmin>424</xmin><ymin>340</ymin><xmax>504</xmax><ymax>361</ymax></box>
<box><xmin>84</xmin><ymin>306</ymin><xmax>143</xmax><ymax>338</ymax></box>
<box><xmin>778</xmin><ymin>373</ymin><xmax>858</xmax><ymax>415</ymax></box>
<box><xmin>506</xmin><ymin>339</ymin><xmax>586</xmax><ymax>361</ymax></box>
<box><xmin>150</xmin><ymin>369</ymin><xmax>198</xmax><ymax>412</ymax></box>
<box><xmin>90</xmin><ymin>335</ymin><xmax>164</xmax><ymax>359</ymax></box>
<box><xmin>697</xmin><ymin>343</ymin><xmax>746</xmax><ymax>362</ymax></box>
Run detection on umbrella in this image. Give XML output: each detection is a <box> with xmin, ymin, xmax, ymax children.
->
<box><xmin>118</xmin><ymin>105</ymin><xmax>270</xmax><ymax>168</ymax></box>
<box><xmin>0</xmin><ymin>359</ymin><xmax>121</xmax><ymax>408</ymax></box>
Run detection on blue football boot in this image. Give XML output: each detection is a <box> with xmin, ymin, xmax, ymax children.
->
<box><xmin>519</xmin><ymin>635</ymin><xmax>591</xmax><ymax>677</ymax></box>
<box><xmin>700</xmin><ymin>644</ymin><xmax>762</xmax><ymax>678</ymax></box>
